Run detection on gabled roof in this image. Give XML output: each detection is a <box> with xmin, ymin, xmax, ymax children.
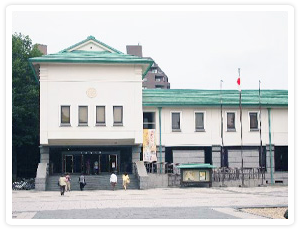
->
<box><xmin>59</xmin><ymin>35</ymin><xmax>123</xmax><ymax>54</ymax></box>
<box><xmin>142</xmin><ymin>89</ymin><xmax>288</xmax><ymax>107</ymax></box>
<box><xmin>29</xmin><ymin>36</ymin><xmax>154</xmax><ymax>80</ymax></box>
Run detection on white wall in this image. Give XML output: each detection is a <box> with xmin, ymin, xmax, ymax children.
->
<box><xmin>143</xmin><ymin>106</ymin><xmax>288</xmax><ymax>147</ymax></box>
<box><xmin>40</xmin><ymin>63</ymin><xmax>143</xmax><ymax>145</ymax></box>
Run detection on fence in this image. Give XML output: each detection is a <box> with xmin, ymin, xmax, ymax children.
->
<box><xmin>212</xmin><ymin>167</ymin><xmax>265</xmax><ymax>183</ymax></box>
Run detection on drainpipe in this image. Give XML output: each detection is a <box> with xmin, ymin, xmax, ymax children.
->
<box><xmin>268</xmin><ymin>108</ymin><xmax>274</xmax><ymax>185</ymax></box>
<box><xmin>158</xmin><ymin>107</ymin><xmax>162</xmax><ymax>173</ymax></box>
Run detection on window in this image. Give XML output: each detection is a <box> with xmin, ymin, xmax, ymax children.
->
<box><xmin>96</xmin><ymin>106</ymin><xmax>105</xmax><ymax>126</ymax></box>
<box><xmin>155</xmin><ymin>76</ymin><xmax>162</xmax><ymax>82</ymax></box>
<box><xmin>249</xmin><ymin>112</ymin><xmax>259</xmax><ymax>130</ymax></box>
<box><xmin>155</xmin><ymin>85</ymin><xmax>164</xmax><ymax>89</ymax></box>
<box><xmin>152</xmin><ymin>68</ymin><xmax>158</xmax><ymax>73</ymax></box>
<box><xmin>227</xmin><ymin>112</ymin><xmax>236</xmax><ymax>131</ymax></box>
<box><xmin>195</xmin><ymin>112</ymin><xmax>205</xmax><ymax>131</ymax></box>
<box><xmin>143</xmin><ymin>112</ymin><xmax>156</xmax><ymax>129</ymax></box>
<box><xmin>142</xmin><ymin>86</ymin><xmax>147</xmax><ymax>89</ymax></box>
<box><xmin>113</xmin><ymin>106</ymin><xmax>123</xmax><ymax>126</ymax></box>
<box><xmin>61</xmin><ymin>106</ymin><xmax>70</xmax><ymax>125</ymax></box>
<box><xmin>172</xmin><ymin>112</ymin><xmax>181</xmax><ymax>131</ymax></box>
<box><xmin>78</xmin><ymin>106</ymin><xmax>88</xmax><ymax>126</ymax></box>
<box><xmin>143</xmin><ymin>78</ymin><xmax>148</xmax><ymax>82</ymax></box>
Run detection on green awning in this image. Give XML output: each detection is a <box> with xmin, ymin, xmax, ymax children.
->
<box><xmin>177</xmin><ymin>163</ymin><xmax>217</xmax><ymax>169</ymax></box>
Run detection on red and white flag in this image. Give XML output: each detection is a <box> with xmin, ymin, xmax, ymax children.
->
<box><xmin>237</xmin><ymin>76</ymin><xmax>241</xmax><ymax>91</ymax></box>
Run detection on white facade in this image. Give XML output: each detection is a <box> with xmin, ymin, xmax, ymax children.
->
<box><xmin>40</xmin><ymin>63</ymin><xmax>143</xmax><ymax>146</ymax></box>
<box><xmin>143</xmin><ymin>106</ymin><xmax>288</xmax><ymax>147</ymax></box>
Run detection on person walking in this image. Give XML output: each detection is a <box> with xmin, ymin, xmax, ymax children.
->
<box><xmin>110</xmin><ymin>172</ymin><xmax>117</xmax><ymax>191</ymax></box>
<box><xmin>122</xmin><ymin>172</ymin><xmax>130</xmax><ymax>191</ymax></box>
<box><xmin>94</xmin><ymin>161</ymin><xmax>99</xmax><ymax>175</ymax></box>
<box><xmin>79</xmin><ymin>173</ymin><xmax>86</xmax><ymax>191</ymax></box>
<box><xmin>65</xmin><ymin>173</ymin><xmax>71</xmax><ymax>192</ymax></box>
<box><xmin>58</xmin><ymin>174</ymin><xmax>67</xmax><ymax>196</ymax></box>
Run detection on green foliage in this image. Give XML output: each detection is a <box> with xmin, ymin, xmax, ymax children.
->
<box><xmin>12</xmin><ymin>33</ymin><xmax>42</xmax><ymax>148</ymax></box>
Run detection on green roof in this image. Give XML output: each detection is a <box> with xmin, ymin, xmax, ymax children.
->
<box><xmin>29</xmin><ymin>36</ymin><xmax>154</xmax><ymax>79</ymax></box>
<box><xmin>177</xmin><ymin>163</ymin><xmax>217</xmax><ymax>169</ymax></box>
<box><xmin>142</xmin><ymin>89</ymin><xmax>288</xmax><ymax>107</ymax></box>
<box><xmin>59</xmin><ymin>35</ymin><xmax>123</xmax><ymax>54</ymax></box>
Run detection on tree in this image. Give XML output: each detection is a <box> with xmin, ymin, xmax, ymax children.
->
<box><xmin>12</xmin><ymin>33</ymin><xmax>42</xmax><ymax>180</ymax></box>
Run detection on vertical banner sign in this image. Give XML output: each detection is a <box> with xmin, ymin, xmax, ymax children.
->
<box><xmin>143</xmin><ymin>129</ymin><xmax>157</xmax><ymax>162</ymax></box>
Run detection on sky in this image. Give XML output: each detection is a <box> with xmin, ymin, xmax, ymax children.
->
<box><xmin>11</xmin><ymin>7</ymin><xmax>289</xmax><ymax>90</ymax></box>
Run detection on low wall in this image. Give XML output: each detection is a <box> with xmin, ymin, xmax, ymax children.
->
<box><xmin>35</xmin><ymin>163</ymin><xmax>49</xmax><ymax>191</ymax></box>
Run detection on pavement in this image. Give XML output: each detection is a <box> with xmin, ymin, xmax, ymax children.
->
<box><xmin>11</xmin><ymin>186</ymin><xmax>288</xmax><ymax>220</ymax></box>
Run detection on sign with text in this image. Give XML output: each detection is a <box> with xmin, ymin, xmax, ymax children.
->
<box><xmin>143</xmin><ymin>129</ymin><xmax>157</xmax><ymax>162</ymax></box>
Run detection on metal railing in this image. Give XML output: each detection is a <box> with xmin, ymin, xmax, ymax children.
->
<box><xmin>212</xmin><ymin>167</ymin><xmax>265</xmax><ymax>182</ymax></box>
<box><xmin>143</xmin><ymin>162</ymin><xmax>181</xmax><ymax>174</ymax></box>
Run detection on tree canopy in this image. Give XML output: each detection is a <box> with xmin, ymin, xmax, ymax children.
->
<box><xmin>12</xmin><ymin>33</ymin><xmax>42</xmax><ymax>178</ymax></box>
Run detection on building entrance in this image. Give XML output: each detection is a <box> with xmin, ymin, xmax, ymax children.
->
<box><xmin>62</xmin><ymin>151</ymin><xmax>120</xmax><ymax>174</ymax></box>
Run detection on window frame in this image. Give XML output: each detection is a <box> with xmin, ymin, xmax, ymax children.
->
<box><xmin>60</xmin><ymin>105</ymin><xmax>71</xmax><ymax>127</ymax></box>
<box><xmin>248</xmin><ymin>111</ymin><xmax>259</xmax><ymax>131</ymax></box>
<box><xmin>143</xmin><ymin>111</ymin><xmax>156</xmax><ymax>129</ymax></box>
<box><xmin>171</xmin><ymin>111</ymin><xmax>182</xmax><ymax>132</ymax></box>
<box><xmin>194</xmin><ymin>111</ymin><xmax>206</xmax><ymax>132</ymax></box>
<box><xmin>78</xmin><ymin>105</ymin><xmax>88</xmax><ymax>126</ymax></box>
<box><xmin>95</xmin><ymin>105</ymin><xmax>106</xmax><ymax>126</ymax></box>
<box><xmin>113</xmin><ymin>106</ymin><xmax>123</xmax><ymax>126</ymax></box>
<box><xmin>226</xmin><ymin>111</ymin><xmax>237</xmax><ymax>132</ymax></box>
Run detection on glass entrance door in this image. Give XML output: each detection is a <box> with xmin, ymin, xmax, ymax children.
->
<box><xmin>109</xmin><ymin>154</ymin><xmax>117</xmax><ymax>172</ymax></box>
<box><xmin>65</xmin><ymin>155</ymin><xmax>73</xmax><ymax>173</ymax></box>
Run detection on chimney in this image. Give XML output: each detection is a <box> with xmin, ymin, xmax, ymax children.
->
<box><xmin>126</xmin><ymin>45</ymin><xmax>143</xmax><ymax>57</ymax></box>
<box><xmin>36</xmin><ymin>44</ymin><xmax>47</xmax><ymax>55</ymax></box>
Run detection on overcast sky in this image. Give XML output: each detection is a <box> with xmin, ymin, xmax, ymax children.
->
<box><xmin>11</xmin><ymin>9</ymin><xmax>289</xmax><ymax>90</ymax></box>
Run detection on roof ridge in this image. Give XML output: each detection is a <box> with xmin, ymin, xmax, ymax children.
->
<box><xmin>58</xmin><ymin>36</ymin><xmax>124</xmax><ymax>54</ymax></box>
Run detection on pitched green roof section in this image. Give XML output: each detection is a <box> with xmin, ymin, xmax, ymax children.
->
<box><xmin>29</xmin><ymin>36</ymin><xmax>154</xmax><ymax>78</ymax></box>
<box><xmin>59</xmin><ymin>35</ymin><xmax>123</xmax><ymax>54</ymax></box>
<box><xmin>142</xmin><ymin>89</ymin><xmax>288</xmax><ymax>107</ymax></box>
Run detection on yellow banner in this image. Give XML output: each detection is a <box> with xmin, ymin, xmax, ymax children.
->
<box><xmin>143</xmin><ymin>129</ymin><xmax>157</xmax><ymax>162</ymax></box>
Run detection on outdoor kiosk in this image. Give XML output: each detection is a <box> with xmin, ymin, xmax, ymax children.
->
<box><xmin>177</xmin><ymin>163</ymin><xmax>216</xmax><ymax>187</ymax></box>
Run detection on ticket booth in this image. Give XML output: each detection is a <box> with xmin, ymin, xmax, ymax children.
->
<box><xmin>177</xmin><ymin>163</ymin><xmax>216</xmax><ymax>187</ymax></box>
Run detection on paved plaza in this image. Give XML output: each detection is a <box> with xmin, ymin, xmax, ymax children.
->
<box><xmin>11</xmin><ymin>186</ymin><xmax>288</xmax><ymax>219</ymax></box>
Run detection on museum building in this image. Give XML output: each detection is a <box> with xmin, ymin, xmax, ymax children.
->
<box><xmin>29</xmin><ymin>36</ymin><xmax>288</xmax><ymax>189</ymax></box>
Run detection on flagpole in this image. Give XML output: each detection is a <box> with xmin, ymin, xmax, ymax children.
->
<box><xmin>220</xmin><ymin>80</ymin><xmax>224</xmax><ymax>166</ymax></box>
<box><xmin>238</xmin><ymin>68</ymin><xmax>244</xmax><ymax>187</ymax></box>
<box><xmin>259</xmin><ymin>80</ymin><xmax>263</xmax><ymax>185</ymax></box>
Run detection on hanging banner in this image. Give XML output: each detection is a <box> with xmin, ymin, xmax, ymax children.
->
<box><xmin>143</xmin><ymin>129</ymin><xmax>157</xmax><ymax>162</ymax></box>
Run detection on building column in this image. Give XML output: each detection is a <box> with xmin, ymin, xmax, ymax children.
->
<box><xmin>266</xmin><ymin>144</ymin><xmax>275</xmax><ymax>185</ymax></box>
<box><xmin>40</xmin><ymin>146</ymin><xmax>50</xmax><ymax>163</ymax></box>
<box><xmin>212</xmin><ymin>145</ymin><xmax>221</xmax><ymax>167</ymax></box>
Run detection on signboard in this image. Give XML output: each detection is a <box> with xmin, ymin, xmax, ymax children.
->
<box><xmin>143</xmin><ymin>129</ymin><xmax>157</xmax><ymax>162</ymax></box>
<box><xmin>183</xmin><ymin>170</ymin><xmax>209</xmax><ymax>182</ymax></box>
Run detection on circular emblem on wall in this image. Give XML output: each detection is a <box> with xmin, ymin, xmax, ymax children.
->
<box><xmin>86</xmin><ymin>88</ymin><xmax>97</xmax><ymax>98</ymax></box>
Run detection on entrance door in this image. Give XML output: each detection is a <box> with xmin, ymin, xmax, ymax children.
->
<box><xmin>109</xmin><ymin>154</ymin><xmax>117</xmax><ymax>172</ymax></box>
<box><xmin>65</xmin><ymin>155</ymin><xmax>73</xmax><ymax>173</ymax></box>
<box><xmin>73</xmin><ymin>155</ymin><xmax>83</xmax><ymax>173</ymax></box>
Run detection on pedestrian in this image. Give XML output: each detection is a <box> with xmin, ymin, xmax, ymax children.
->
<box><xmin>110</xmin><ymin>172</ymin><xmax>117</xmax><ymax>191</ymax></box>
<box><xmin>86</xmin><ymin>159</ymin><xmax>90</xmax><ymax>175</ymax></box>
<box><xmin>122</xmin><ymin>172</ymin><xmax>130</xmax><ymax>191</ymax></box>
<box><xmin>79</xmin><ymin>173</ymin><xmax>86</xmax><ymax>191</ymax></box>
<box><xmin>65</xmin><ymin>173</ymin><xmax>71</xmax><ymax>192</ymax></box>
<box><xmin>94</xmin><ymin>161</ymin><xmax>99</xmax><ymax>175</ymax></box>
<box><xmin>58</xmin><ymin>174</ymin><xmax>67</xmax><ymax>196</ymax></box>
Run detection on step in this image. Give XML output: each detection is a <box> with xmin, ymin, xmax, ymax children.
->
<box><xmin>46</xmin><ymin>174</ymin><xmax>139</xmax><ymax>191</ymax></box>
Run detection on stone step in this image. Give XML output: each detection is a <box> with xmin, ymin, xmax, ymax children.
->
<box><xmin>47</xmin><ymin>174</ymin><xmax>139</xmax><ymax>191</ymax></box>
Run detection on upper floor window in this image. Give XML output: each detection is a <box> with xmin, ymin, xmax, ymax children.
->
<box><xmin>78</xmin><ymin>106</ymin><xmax>88</xmax><ymax>126</ymax></box>
<box><xmin>143</xmin><ymin>112</ymin><xmax>156</xmax><ymax>129</ymax></box>
<box><xmin>113</xmin><ymin>106</ymin><xmax>123</xmax><ymax>126</ymax></box>
<box><xmin>171</xmin><ymin>112</ymin><xmax>181</xmax><ymax>131</ymax></box>
<box><xmin>151</xmin><ymin>68</ymin><xmax>158</xmax><ymax>73</ymax></box>
<box><xmin>249</xmin><ymin>112</ymin><xmax>259</xmax><ymax>131</ymax></box>
<box><xmin>227</xmin><ymin>112</ymin><xmax>236</xmax><ymax>131</ymax></box>
<box><xmin>195</xmin><ymin>112</ymin><xmax>205</xmax><ymax>131</ymax></box>
<box><xmin>61</xmin><ymin>106</ymin><xmax>70</xmax><ymax>126</ymax></box>
<box><xmin>155</xmin><ymin>76</ymin><xmax>163</xmax><ymax>82</ymax></box>
<box><xmin>96</xmin><ymin>106</ymin><xmax>105</xmax><ymax>126</ymax></box>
